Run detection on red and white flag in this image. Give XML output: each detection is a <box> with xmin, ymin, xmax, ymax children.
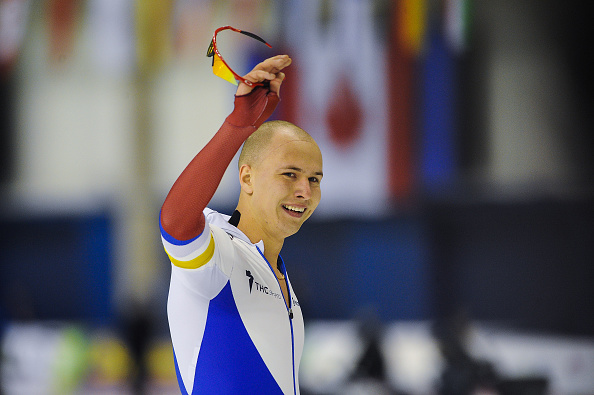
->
<box><xmin>281</xmin><ymin>0</ymin><xmax>391</xmax><ymax>217</ymax></box>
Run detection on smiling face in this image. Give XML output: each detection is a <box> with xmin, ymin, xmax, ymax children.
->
<box><xmin>237</xmin><ymin>124</ymin><xmax>323</xmax><ymax>243</ymax></box>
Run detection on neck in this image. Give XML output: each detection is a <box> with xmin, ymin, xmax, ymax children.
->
<box><xmin>262</xmin><ymin>242</ymin><xmax>283</xmax><ymax>268</ymax></box>
<box><xmin>234</xmin><ymin>207</ymin><xmax>284</xmax><ymax>265</ymax></box>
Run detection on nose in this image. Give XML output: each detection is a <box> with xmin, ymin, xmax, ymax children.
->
<box><xmin>294</xmin><ymin>177</ymin><xmax>311</xmax><ymax>200</ymax></box>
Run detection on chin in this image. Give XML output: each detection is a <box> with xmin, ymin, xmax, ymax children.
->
<box><xmin>280</xmin><ymin>223</ymin><xmax>303</xmax><ymax>239</ymax></box>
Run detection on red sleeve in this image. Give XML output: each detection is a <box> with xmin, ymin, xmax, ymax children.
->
<box><xmin>160</xmin><ymin>86</ymin><xmax>279</xmax><ymax>241</ymax></box>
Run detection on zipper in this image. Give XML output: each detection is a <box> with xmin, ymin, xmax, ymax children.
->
<box><xmin>256</xmin><ymin>246</ymin><xmax>297</xmax><ymax>395</ymax></box>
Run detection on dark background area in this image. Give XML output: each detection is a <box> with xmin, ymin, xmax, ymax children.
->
<box><xmin>2</xmin><ymin>197</ymin><xmax>592</xmax><ymax>337</ymax></box>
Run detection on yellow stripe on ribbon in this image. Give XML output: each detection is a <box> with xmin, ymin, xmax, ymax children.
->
<box><xmin>166</xmin><ymin>234</ymin><xmax>215</xmax><ymax>269</ymax></box>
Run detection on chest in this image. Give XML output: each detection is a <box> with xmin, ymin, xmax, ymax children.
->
<box><xmin>227</xmin><ymin>239</ymin><xmax>302</xmax><ymax>324</ymax></box>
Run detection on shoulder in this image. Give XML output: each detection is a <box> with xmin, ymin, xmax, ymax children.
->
<box><xmin>204</xmin><ymin>208</ymin><xmax>252</xmax><ymax>244</ymax></box>
<box><xmin>204</xmin><ymin>208</ymin><xmax>231</xmax><ymax>228</ymax></box>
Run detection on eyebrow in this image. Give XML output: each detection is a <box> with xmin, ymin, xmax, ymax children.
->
<box><xmin>282</xmin><ymin>166</ymin><xmax>324</xmax><ymax>177</ymax></box>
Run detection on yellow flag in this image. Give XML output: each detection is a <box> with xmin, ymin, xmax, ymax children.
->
<box><xmin>397</xmin><ymin>0</ymin><xmax>427</xmax><ymax>54</ymax></box>
<box><xmin>135</xmin><ymin>0</ymin><xmax>174</xmax><ymax>74</ymax></box>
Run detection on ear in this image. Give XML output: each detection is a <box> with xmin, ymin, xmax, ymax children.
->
<box><xmin>238</xmin><ymin>164</ymin><xmax>254</xmax><ymax>195</ymax></box>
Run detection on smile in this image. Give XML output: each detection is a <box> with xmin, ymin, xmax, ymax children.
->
<box><xmin>282</xmin><ymin>204</ymin><xmax>305</xmax><ymax>214</ymax></box>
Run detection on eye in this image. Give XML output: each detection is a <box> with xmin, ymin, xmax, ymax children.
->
<box><xmin>309</xmin><ymin>177</ymin><xmax>320</xmax><ymax>184</ymax></box>
<box><xmin>283</xmin><ymin>172</ymin><xmax>296</xmax><ymax>178</ymax></box>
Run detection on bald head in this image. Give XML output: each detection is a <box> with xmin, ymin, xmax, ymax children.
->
<box><xmin>238</xmin><ymin>120</ymin><xmax>316</xmax><ymax>170</ymax></box>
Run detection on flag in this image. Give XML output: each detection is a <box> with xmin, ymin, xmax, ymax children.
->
<box><xmin>387</xmin><ymin>0</ymin><xmax>427</xmax><ymax>204</ymax></box>
<box><xmin>282</xmin><ymin>0</ymin><xmax>390</xmax><ymax>217</ymax></box>
<box><xmin>135</xmin><ymin>0</ymin><xmax>174</xmax><ymax>75</ymax></box>
<box><xmin>0</xmin><ymin>0</ymin><xmax>30</xmax><ymax>77</ymax></box>
<box><xmin>419</xmin><ymin>3</ymin><xmax>458</xmax><ymax>193</ymax></box>
<box><xmin>87</xmin><ymin>0</ymin><xmax>134</xmax><ymax>77</ymax></box>
<box><xmin>47</xmin><ymin>0</ymin><xmax>79</xmax><ymax>64</ymax></box>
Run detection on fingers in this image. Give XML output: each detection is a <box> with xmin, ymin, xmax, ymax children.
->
<box><xmin>236</xmin><ymin>55</ymin><xmax>291</xmax><ymax>96</ymax></box>
<box><xmin>243</xmin><ymin>70</ymin><xmax>276</xmax><ymax>84</ymax></box>
<box><xmin>269</xmin><ymin>72</ymin><xmax>286</xmax><ymax>95</ymax></box>
<box><xmin>255</xmin><ymin>54</ymin><xmax>292</xmax><ymax>74</ymax></box>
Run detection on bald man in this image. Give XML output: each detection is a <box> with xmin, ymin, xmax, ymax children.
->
<box><xmin>160</xmin><ymin>55</ymin><xmax>322</xmax><ymax>395</ymax></box>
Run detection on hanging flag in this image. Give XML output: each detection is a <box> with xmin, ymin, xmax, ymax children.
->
<box><xmin>47</xmin><ymin>0</ymin><xmax>79</xmax><ymax>64</ymax></box>
<box><xmin>398</xmin><ymin>0</ymin><xmax>427</xmax><ymax>54</ymax></box>
<box><xmin>387</xmin><ymin>0</ymin><xmax>427</xmax><ymax>204</ymax></box>
<box><xmin>281</xmin><ymin>0</ymin><xmax>390</xmax><ymax>217</ymax></box>
<box><xmin>418</xmin><ymin>0</ymin><xmax>471</xmax><ymax>193</ymax></box>
<box><xmin>419</xmin><ymin>7</ymin><xmax>457</xmax><ymax>193</ymax></box>
<box><xmin>444</xmin><ymin>0</ymin><xmax>471</xmax><ymax>54</ymax></box>
<box><xmin>0</xmin><ymin>0</ymin><xmax>30</xmax><ymax>77</ymax></box>
<box><xmin>87</xmin><ymin>0</ymin><xmax>134</xmax><ymax>76</ymax></box>
<box><xmin>135</xmin><ymin>0</ymin><xmax>174</xmax><ymax>75</ymax></box>
<box><xmin>172</xmin><ymin>0</ymin><xmax>213</xmax><ymax>59</ymax></box>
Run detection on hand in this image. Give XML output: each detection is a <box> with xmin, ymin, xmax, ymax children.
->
<box><xmin>236</xmin><ymin>55</ymin><xmax>292</xmax><ymax>96</ymax></box>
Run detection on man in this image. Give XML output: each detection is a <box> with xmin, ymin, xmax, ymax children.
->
<box><xmin>159</xmin><ymin>55</ymin><xmax>323</xmax><ymax>394</ymax></box>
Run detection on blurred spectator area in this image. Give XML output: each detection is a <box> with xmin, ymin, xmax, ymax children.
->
<box><xmin>4</xmin><ymin>196</ymin><xmax>591</xmax><ymax>335</ymax></box>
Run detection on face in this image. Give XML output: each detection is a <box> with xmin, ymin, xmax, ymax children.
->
<box><xmin>245</xmin><ymin>133</ymin><xmax>323</xmax><ymax>241</ymax></box>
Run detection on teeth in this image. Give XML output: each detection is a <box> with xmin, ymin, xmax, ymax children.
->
<box><xmin>284</xmin><ymin>205</ymin><xmax>305</xmax><ymax>213</ymax></box>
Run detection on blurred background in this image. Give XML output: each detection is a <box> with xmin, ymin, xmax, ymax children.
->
<box><xmin>1</xmin><ymin>0</ymin><xmax>592</xmax><ymax>394</ymax></box>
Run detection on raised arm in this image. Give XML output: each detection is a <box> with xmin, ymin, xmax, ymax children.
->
<box><xmin>160</xmin><ymin>55</ymin><xmax>292</xmax><ymax>242</ymax></box>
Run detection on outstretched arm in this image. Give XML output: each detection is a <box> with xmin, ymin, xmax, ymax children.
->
<box><xmin>160</xmin><ymin>55</ymin><xmax>292</xmax><ymax>242</ymax></box>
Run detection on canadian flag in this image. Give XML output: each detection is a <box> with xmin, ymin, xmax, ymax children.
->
<box><xmin>280</xmin><ymin>0</ymin><xmax>393</xmax><ymax>218</ymax></box>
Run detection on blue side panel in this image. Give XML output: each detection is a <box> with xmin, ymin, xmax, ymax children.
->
<box><xmin>192</xmin><ymin>282</ymin><xmax>283</xmax><ymax>394</ymax></box>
